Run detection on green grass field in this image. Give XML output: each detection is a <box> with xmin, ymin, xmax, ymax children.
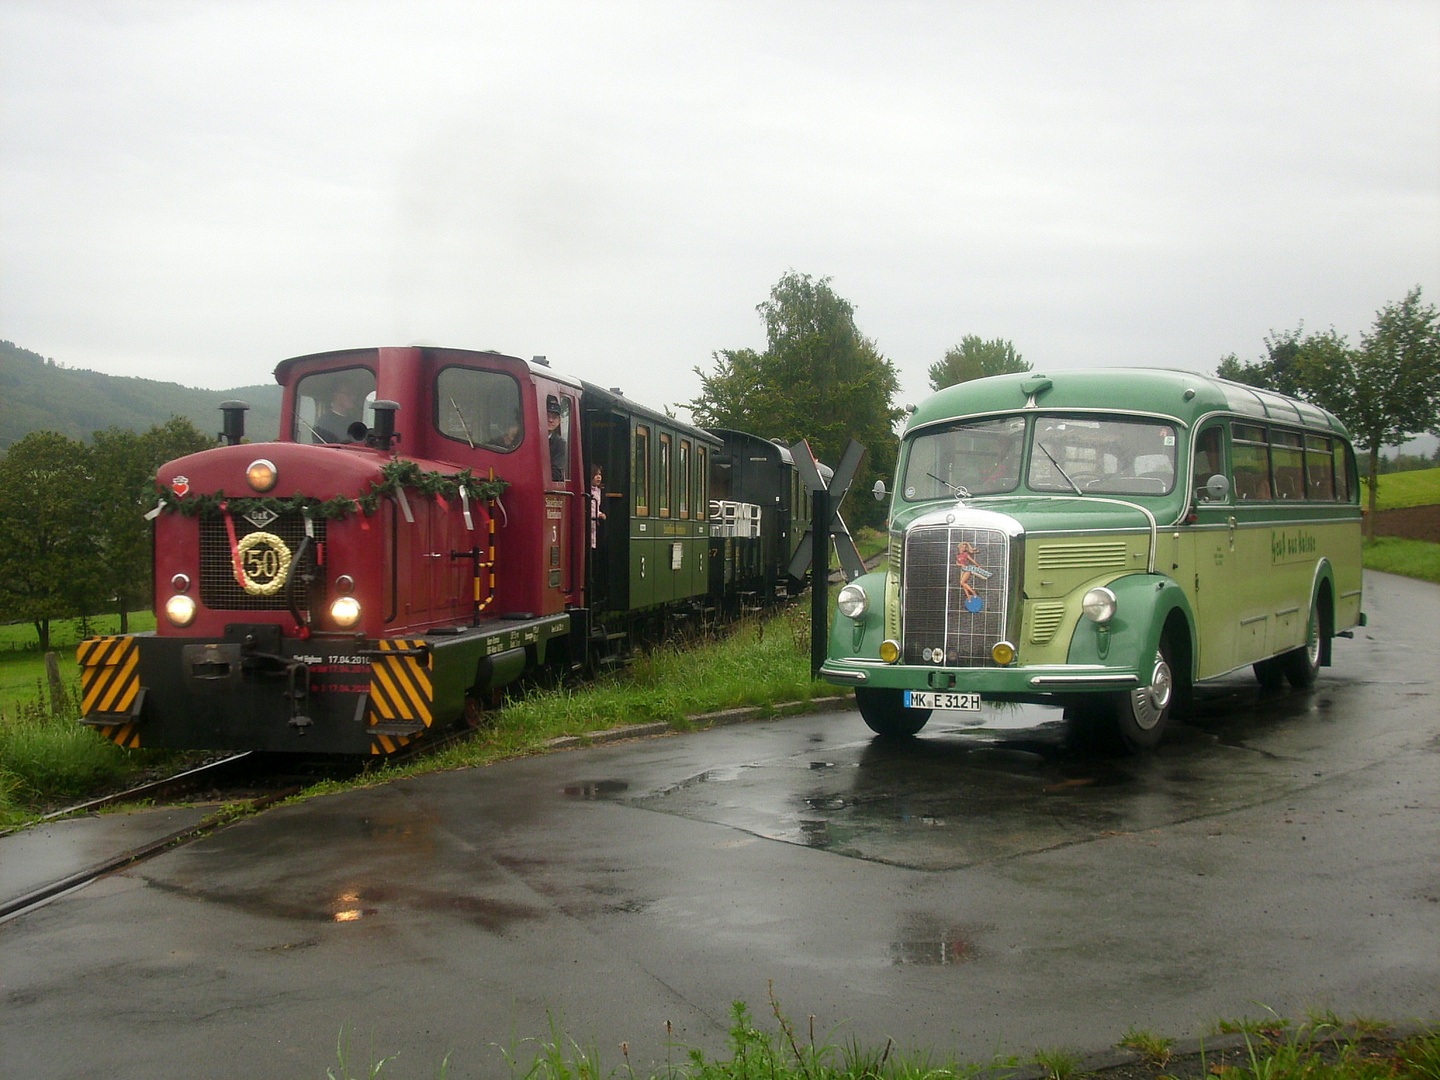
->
<box><xmin>1361</xmin><ymin>466</ymin><xmax>1440</xmax><ymax>510</ymax></box>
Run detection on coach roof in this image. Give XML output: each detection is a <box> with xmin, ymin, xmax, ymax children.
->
<box><xmin>906</xmin><ymin>367</ymin><xmax>1350</xmax><ymax>439</ymax></box>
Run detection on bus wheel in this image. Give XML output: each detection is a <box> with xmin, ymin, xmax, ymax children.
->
<box><xmin>855</xmin><ymin>688</ymin><xmax>931</xmax><ymax>737</ymax></box>
<box><xmin>1281</xmin><ymin>602</ymin><xmax>1324</xmax><ymax>689</ymax></box>
<box><xmin>1252</xmin><ymin>657</ymin><xmax>1286</xmax><ymax>691</ymax></box>
<box><xmin>1111</xmin><ymin>639</ymin><xmax>1175</xmax><ymax>750</ymax></box>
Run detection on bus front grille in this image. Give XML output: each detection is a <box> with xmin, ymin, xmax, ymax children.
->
<box><xmin>901</xmin><ymin>524</ymin><xmax>1011</xmax><ymax>666</ymax></box>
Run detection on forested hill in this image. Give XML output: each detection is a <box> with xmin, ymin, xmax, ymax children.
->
<box><xmin>0</xmin><ymin>340</ymin><xmax>283</xmax><ymax>450</ymax></box>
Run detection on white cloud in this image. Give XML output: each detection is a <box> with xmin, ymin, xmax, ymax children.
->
<box><xmin>1</xmin><ymin>0</ymin><xmax>1436</xmax><ymax>416</ymax></box>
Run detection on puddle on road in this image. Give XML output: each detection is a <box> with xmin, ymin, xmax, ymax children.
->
<box><xmin>889</xmin><ymin>914</ymin><xmax>990</xmax><ymax>965</ymax></box>
<box><xmin>628</xmin><ymin>685</ymin><xmax>1359</xmax><ymax>870</ymax></box>
<box><xmin>563</xmin><ymin>780</ymin><xmax>631</xmax><ymax>799</ymax></box>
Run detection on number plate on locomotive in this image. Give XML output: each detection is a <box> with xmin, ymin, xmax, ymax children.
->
<box><xmin>904</xmin><ymin>691</ymin><xmax>981</xmax><ymax>711</ymax></box>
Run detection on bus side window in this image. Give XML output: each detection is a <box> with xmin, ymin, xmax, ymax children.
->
<box><xmin>1270</xmin><ymin>429</ymin><xmax>1305</xmax><ymax>500</ymax></box>
<box><xmin>1231</xmin><ymin>423</ymin><xmax>1271</xmax><ymax>501</ymax></box>
<box><xmin>1305</xmin><ymin>434</ymin><xmax>1334</xmax><ymax>500</ymax></box>
<box><xmin>1192</xmin><ymin>425</ymin><xmax>1225</xmax><ymax>500</ymax></box>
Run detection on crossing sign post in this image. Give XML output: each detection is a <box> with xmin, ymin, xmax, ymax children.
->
<box><xmin>788</xmin><ymin>438</ymin><xmax>866</xmax><ymax>676</ymax></box>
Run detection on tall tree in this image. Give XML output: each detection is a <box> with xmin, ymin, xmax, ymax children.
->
<box><xmin>689</xmin><ymin>272</ymin><xmax>903</xmax><ymax>527</ymax></box>
<box><xmin>1216</xmin><ymin>288</ymin><xmax>1440</xmax><ymax>537</ymax></box>
<box><xmin>91</xmin><ymin>417</ymin><xmax>215</xmax><ymax>631</ymax></box>
<box><xmin>0</xmin><ymin>431</ymin><xmax>101</xmax><ymax>650</ymax></box>
<box><xmin>927</xmin><ymin>335</ymin><xmax>1030</xmax><ymax>391</ymax></box>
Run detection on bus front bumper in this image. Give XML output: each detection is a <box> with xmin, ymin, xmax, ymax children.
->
<box><xmin>820</xmin><ymin>659</ymin><xmax>1141</xmax><ymax>695</ymax></box>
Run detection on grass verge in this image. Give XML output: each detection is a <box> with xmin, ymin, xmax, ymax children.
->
<box><xmin>1362</xmin><ymin>537</ymin><xmax>1440</xmax><ymax>585</ymax></box>
<box><xmin>320</xmin><ymin>996</ymin><xmax>1439</xmax><ymax>1080</ymax></box>
<box><xmin>0</xmin><ymin>604</ymin><xmax>833</xmax><ymax>827</ymax></box>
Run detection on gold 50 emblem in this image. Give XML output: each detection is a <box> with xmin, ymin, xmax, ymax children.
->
<box><xmin>235</xmin><ymin>531</ymin><xmax>293</xmax><ymax>596</ymax></box>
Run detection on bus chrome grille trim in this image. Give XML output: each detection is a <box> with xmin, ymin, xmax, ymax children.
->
<box><xmin>901</xmin><ymin>524</ymin><xmax>1011</xmax><ymax>666</ymax></box>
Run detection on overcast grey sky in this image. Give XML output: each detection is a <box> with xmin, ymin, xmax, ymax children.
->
<box><xmin>2</xmin><ymin>0</ymin><xmax>1437</xmax><ymax>420</ymax></box>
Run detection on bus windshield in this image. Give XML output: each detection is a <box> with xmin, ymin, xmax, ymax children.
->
<box><xmin>901</xmin><ymin>414</ymin><xmax>1178</xmax><ymax>501</ymax></box>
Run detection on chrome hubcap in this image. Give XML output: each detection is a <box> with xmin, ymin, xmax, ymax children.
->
<box><xmin>1131</xmin><ymin>651</ymin><xmax>1172</xmax><ymax>731</ymax></box>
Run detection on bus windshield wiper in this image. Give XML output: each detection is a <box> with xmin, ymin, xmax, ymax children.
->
<box><xmin>928</xmin><ymin>473</ymin><xmax>972</xmax><ymax>499</ymax></box>
<box><xmin>1036</xmin><ymin>443</ymin><xmax>1083</xmax><ymax>495</ymax></box>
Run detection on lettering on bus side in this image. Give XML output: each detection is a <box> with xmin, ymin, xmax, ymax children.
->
<box><xmin>1271</xmin><ymin>528</ymin><xmax>1318</xmax><ymax>565</ymax></box>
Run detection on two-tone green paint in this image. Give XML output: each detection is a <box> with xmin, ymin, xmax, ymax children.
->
<box><xmin>824</xmin><ymin>368</ymin><xmax>1363</xmax><ymax>718</ymax></box>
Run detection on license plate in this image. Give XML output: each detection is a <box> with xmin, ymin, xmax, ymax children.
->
<box><xmin>904</xmin><ymin>691</ymin><xmax>981</xmax><ymax>711</ymax></box>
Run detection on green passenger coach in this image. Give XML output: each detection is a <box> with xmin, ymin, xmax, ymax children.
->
<box><xmin>821</xmin><ymin>368</ymin><xmax>1364</xmax><ymax>749</ymax></box>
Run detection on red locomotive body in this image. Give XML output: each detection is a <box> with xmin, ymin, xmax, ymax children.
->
<box><xmin>78</xmin><ymin>347</ymin><xmax>588</xmax><ymax>754</ymax></box>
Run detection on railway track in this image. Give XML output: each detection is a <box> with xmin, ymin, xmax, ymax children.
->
<box><xmin>1</xmin><ymin>730</ymin><xmax>473</xmax><ymax>924</ymax></box>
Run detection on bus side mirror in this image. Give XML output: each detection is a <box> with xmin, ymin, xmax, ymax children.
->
<box><xmin>1203</xmin><ymin>474</ymin><xmax>1230</xmax><ymax>502</ymax></box>
<box><xmin>872</xmin><ymin>479</ymin><xmax>888</xmax><ymax>501</ymax></box>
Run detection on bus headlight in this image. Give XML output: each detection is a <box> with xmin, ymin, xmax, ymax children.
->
<box><xmin>246</xmin><ymin>458</ymin><xmax>278</xmax><ymax>492</ymax></box>
<box><xmin>991</xmin><ymin>640</ymin><xmax>1016</xmax><ymax>665</ymax></box>
<box><xmin>837</xmin><ymin>583</ymin><xmax>868</xmax><ymax>620</ymax></box>
<box><xmin>330</xmin><ymin>596</ymin><xmax>362</xmax><ymax>629</ymax></box>
<box><xmin>879</xmin><ymin>639</ymin><xmax>901</xmax><ymax>664</ymax></box>
<box><xmin>1081</xmin><ymin>586</ymin><xmax>1117</xmax><ymax>624</ymax></box>
<box><xmin>164</xmin><ymin>594</ymin><xmax>196</xmax><ymax>627</ymax></box>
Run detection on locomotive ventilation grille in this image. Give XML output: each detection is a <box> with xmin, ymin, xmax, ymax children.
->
<box><xmin>901</xmin><ymin>524</ymin><xmax>1011</xmax><ymax>666</ymax></box>
<box><xmin>199</xmin><ymin>511</ymin><xmax>326</xmax><ymax>610</ymax></box>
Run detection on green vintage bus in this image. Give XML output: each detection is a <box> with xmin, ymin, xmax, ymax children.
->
<box><xmin>821</xmin><ymin>368</ymin><xmax>1364</xmax><ymax>749</ymax></box>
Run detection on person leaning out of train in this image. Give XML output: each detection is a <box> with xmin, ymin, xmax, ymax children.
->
<box><xmin>547</xmin><ymin>397</ymin><xmax>568</xmax><ymax>481</ymax></box>
<box><xmin>589</xmin><ymin>465</ymin><xmax>606</xmax><ymax>548</ymax></box>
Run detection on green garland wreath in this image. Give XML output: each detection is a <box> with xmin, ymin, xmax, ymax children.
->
<box><xmin>155</xmin><ymin>460</ymin><xmax>509</xmax><ymax>521</ymax></box>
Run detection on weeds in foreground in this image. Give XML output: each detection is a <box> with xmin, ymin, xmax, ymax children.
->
<box><xmin>324</xmin><ymin>1000</ymin><xmax>1439</xmax><ymax>1080</ymax></box>
<box><xmin>1116</xmin><ymin>1026</ymin><xmax>1173</xmax><ymax>1067</ymax></box>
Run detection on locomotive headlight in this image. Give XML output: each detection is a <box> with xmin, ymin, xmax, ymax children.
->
<box><xmin>1081</xmin><ymin>586</ymin><xmax>1118</xmax><ymax>624</ymax></box>
<box><xmin>246</xmin><ymin>458</ymin><xmax>278</xmax><ymax>492</ymax></box>
<box><xmin>878</xmin><ymin>638</ymin><xmax>901</xmax><ymax>664</ymax></box>
<box><xmin>837</xmin><ymin>583</ymin><xmax>868</xmax><ymax>620</ymax></box>
<box><xmin>164</xmin><ymin>593</ymin><xmax>196</xmax><ymax>627</ymax></box>
<box><xmin>329</xmin><ymin>596</ymin><xmax>362</xmax><ymax>629</ymax></box>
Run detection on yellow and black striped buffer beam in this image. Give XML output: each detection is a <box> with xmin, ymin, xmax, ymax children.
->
<box><xmin>75</xmin><ymin>635</ymin><xmax>144</xmax><ymax>748</ymax></box>
<box><xmin>367</xmin><ymin>639</ymin><xmax>433</xmax><ymax>754</ymax></box>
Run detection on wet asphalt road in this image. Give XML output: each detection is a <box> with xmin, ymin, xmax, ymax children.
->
<box><xmin>1</xmin><ymin>570</ymin><xmax>1437</xmax><ymax>1079</ymax></box>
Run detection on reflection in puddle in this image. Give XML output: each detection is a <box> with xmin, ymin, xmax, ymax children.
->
<box><xmin>890</xmin><ymin>915</ymin><xmax>986</xmax><ymax>965</ymax></box>
<box><xmin>563</xmin><ymin>779</ymin><xmax>631</xmax><ymax>799</ymax></box>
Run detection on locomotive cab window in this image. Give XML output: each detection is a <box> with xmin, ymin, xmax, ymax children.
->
<box><xmin>435</xmin><ymin>367</ymin><xmax>523</xmax><ymax>451</ymax></box>
<box><xmin>294</xmin><ymin>368</ymin><xmax>377</xmax><ymax>444</ymax></box>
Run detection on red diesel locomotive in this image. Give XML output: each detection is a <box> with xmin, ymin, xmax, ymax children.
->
<box><xmin>76</xmin><ymin>346</ymin><xmax>817</xmax><ymax>755</ymax></box>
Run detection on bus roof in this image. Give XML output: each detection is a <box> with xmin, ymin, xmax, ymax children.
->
<box><xmin>907</xmin><ymin>367</ymin><xmax>1350</xmax><ymax>439</ymax></box>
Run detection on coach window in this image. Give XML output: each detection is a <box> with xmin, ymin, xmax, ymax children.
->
<box><xmin>435</xmin><ymin>367</ymin><xmax>523</xmax><ymax>451</ymax></box>
<box><xmin>1191</xmin><ymin>425</ymin><xmax>1227</xmax><ymax>501</ymax></box>
<box><xmin>697</xmin><ymin>446</ymin><xmax>708</xmax><ymax>519</ymax></box>
<box><xmin>1231</xmin><ymin>423</ymin><xmax>1271</xmax><ymax>501</ymax></box>
<box><xmin>678</xmin><ymin>440</ymin><xmax>691</xmax><ymax>519</ymax></box>
<box><xmin>1270</xmin><ymin>429</ymin><xmax>1305</xmax><ymax>500</ymax></box>
<box><xmin>294</xmin><ymin>367</ymin><xmax>377</xmax><ymax>444</ymax></box>
<box><xmin>1305</xmin><ymin>434</ymin><xmax>1335</xmax><ymax>500</ymax></box>
<box><xmin>658</xmin><ymin>434</ymin><xmax>673</xmax><ymax>517</ymax></box>
<box><xmin>634</xmin><ymin>426</ymin><xmax>650</xmax><ymax>516</ymax></box>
